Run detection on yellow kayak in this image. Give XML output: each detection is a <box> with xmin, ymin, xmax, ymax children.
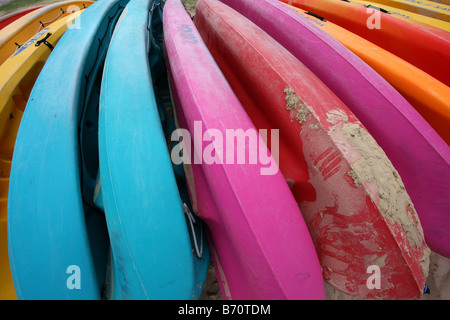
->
<box><xmin>356</xmin><ymin>0</ymin><xmax>450</xmax><ymax>31</ymax></box>
<box><xmin>365</xmin><ymin>0</ymin><xmax>450</xmax><ymax>22</ymax></box>
<box><xmin>285</xmin><ymin>4</ymin><xmax>450</xmax><ymax>144</ymax></box>
<box><xmin>0</xmin><ymin>0</ymin><xmax>93</xmax><ymax>66</ymax></box>
<box><xmin>0</xmin><ymin>9</ymin><xmax>85</xmax><ymax>300</ymax></box>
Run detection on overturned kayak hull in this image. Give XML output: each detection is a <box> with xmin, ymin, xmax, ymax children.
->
<box><xmin>164</xmin><ymin>0</ymin><xmax>324</xmax><ymax>300</ymax></box>
<box><xmin>0</xmin><ymin>0</ymin><xmax>93</xmax><ymax>66</ymax></box>
<box><xmin>281</xmin><ymin>0</ymin><xmax>450</xmax><ymax>87</ymax></box>
<box><xmin>223</xmin><ymin>0</ymin><xmax>450</xmax><ymax>261</ymax></box>
<box><xmin>0</xmin><ymin>7</ymin><xmax>86</xmax><ymax>301</ymax></box>
<box><xmin>99</xmin><ymin>0</ymin><xmax>210</xmax><ymax>300</ymax></box>
<box><xmin>197</xmin><ymin>0</ymin><xmax>430</xmax><ymax>299</ymax></box>
<box><xmin>7</xmin><ymin>0</ymin><xmax>125</xmax><ymax>299</ymax></box>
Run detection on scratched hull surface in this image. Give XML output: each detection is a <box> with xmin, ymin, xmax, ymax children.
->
<box><xmin>197</xmin><ymin>0</ymin><xmax>430</xmax><ymax>299</ymax></box>
<box><xmin>222</xmin><ymin>0</ymin><xmax>450</xmax><ymax>261</ymax></box>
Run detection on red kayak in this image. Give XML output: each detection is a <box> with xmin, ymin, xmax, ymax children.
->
<box><xmin>281</xmin><ymin>0</ymin><xmax>450</xmax><ymax>87</ymax></box>
<box><xmin>195</xmin><ymin>0</ymin><xmax>430</xmax><ymax>299</ymax></box>
<box><xmin>0</xmin><ymin>5</ymin><xmax>44</xmax><ymax>30</ymax></box>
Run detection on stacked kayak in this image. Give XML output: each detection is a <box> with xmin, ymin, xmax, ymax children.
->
<box><xmin>0</xmin><ymin>3</ymin><xmax>89</xmax><ymax>300</ymax></box>
<box><xmin>220</xmin><ymin>0</ymin><xmax>449</xmax><ymax>297</ymax></box>
<box><xmin>99</xmin><ymin>0</ymin><xmax>210</xmax><ymax>299</ymax></box>
<box><xmin>281</xmin><ymin>5</ymin><xmax>450</xmax><ymax>144</ymax></box>
<box><xmin>7</xmin><ymin>0</ymin><xmax>209</xmax><ymax>300</ymax></box>
<box><xmin>280</xmin><ymin>0</ymin><xmax>450</xmax><ymax>88</ymax></box>
<box><xmin>355</xmin><ymin>0</ymin><xmax>450</xmax><ymax>31</ymax></box>
<box><xmin>195</xmin><ymin>0</ymin><xmax>431</xmax><ymax>300</ymax></box>
<box><xmin>279</xmin><ymin>2</ymin><xmax>450</xmax><ymax>253</ymax></box>
<box><xmin>0</xmin><ymin>0</ymin><xmax>92</xmax><ymax>66</ymax></box>
<box><xmin>365</xmin><ymin>0</ymin><xmax>450</xmax><ymax>22</ymax></box>
<box><xmin>7</xmin><ymin>0</ymin><xmax>125</xmax><ymax>299</ymax></box>
<box><xmin>2</xmin><ymin>0</ymin><xmax>449</xmax><ymax>301</ymax></box>
<box><xmin>164</xmin><ymin>0</ymin><xmax>324</xmax><ymax>300</ymax></box>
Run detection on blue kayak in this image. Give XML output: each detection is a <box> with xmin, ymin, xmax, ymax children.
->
<box><xmin>8</xmin><ymin>0</ymin><xmax>128</xmax><ymax>299</ymax></box>
<box><xmin>99</xmin><ymin>0</ymin><xmax>210</xmax><ymax>299</ymax></box>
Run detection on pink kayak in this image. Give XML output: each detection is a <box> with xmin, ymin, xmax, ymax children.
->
<box><xmin>220</xmin><ymin>0</ymin><xmax>450</xmax><ymax>260</ymax></box>
<box><xmin>163</xmin><ymin>0</ymin><xmax>324</xmax><ymax>300</ymax></box>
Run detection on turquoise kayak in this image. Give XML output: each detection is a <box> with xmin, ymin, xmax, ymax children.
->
<box><xmin>7</xmin><ymin>0</ymin><xmax>128</xmax><ymax>299</ymax></box>
<box><xmin>99</xmin><ymin>0</ymin><xmax>210</xmax><ymax>299</ymax></box>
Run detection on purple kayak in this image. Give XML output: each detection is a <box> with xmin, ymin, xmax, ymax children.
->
<box><xmin>220</xmin><ymin>0</ymin><xmax>450</xmax><ymax>259</ymax></box>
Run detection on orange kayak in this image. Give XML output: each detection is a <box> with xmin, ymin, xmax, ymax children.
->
<box><xmin>281</xmin><ymin>0</ymin><xmax>450</xmax><ymax>87</ymax></box>
<box><xmin>285</xmin><ymin>4</ymin><xmax>450</xmax><ymax>144</ymax></box>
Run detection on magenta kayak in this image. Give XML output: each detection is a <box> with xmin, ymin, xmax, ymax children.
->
<box><xmin>163</xmin><ymin>0</ymin><xmax>324</xmax><ymax>300</ymax></box>
<box><xmin>220</xmin><ymin>0</ymin><xmax>450</xmax><ymax>260</ymax></box>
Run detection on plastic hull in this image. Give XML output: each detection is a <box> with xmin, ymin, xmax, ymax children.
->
<box><xmin>198</xmin><ymin>0</ymin><xmax>430</xmax><ymax>299</ymax></box>
<box><xmin>222</xmin><ymin>0</ymin><xmax>450</xmax><ymax>261</ymax></box>
<box><xmin>7</xmin><ymin>0</ymin><xmax>124</xmax><ymax>299</ymax></box>
<box><xmin>164</xmin><ymin>0</ymin><xmax>324</xmax><ymax>300</ymax></box>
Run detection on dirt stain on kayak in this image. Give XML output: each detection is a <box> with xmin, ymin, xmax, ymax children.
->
<box><xmin>341</xmin><ymin>121</ymin><xmax>430</xmax><ymax>277</ymax></box>
<box><xmin>284</xmin><ymin>87</ymin><xmax>309</xmax><ymax>124</ymax></box>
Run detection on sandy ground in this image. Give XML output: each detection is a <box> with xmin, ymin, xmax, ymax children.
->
<box><xmin>199</xmin><ymin>264</ymin><xmax>223</xmax><ymax>300</ymax></box>
<box><xmin>200</xmin><ymin>250</ymin><xmax>450</xmax><ymax>300</ymax></box>
<box><xmin>424</xmin><ymin>252</ymin><xmax>450</xmax><ymax>300</ymax></box>
<box><xmin>0</xmin><ymin>0</ymin><xmax>14</xmax><ymax>7</ymax></box>
<box><xmin>182</xmin><ymin>0</ymin><xmax>197</xmax><ymax>17</ymax></box>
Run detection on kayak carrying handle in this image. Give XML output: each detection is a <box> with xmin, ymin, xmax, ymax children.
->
<box><xmin>305</xmin><ymin>11</ymin><xmax>327</xmax><ymax>22</ymax></box>
<box><xmin>366</xmin><ymin>4</ymin><xmax>390</xmax><ymax>14</ymax></box>
<box><xmin>35</xmin><ymin>33</ymin><xmax>54</xmax><ymax>50</ymax></box>
<box><xmin>183</xmin><ymin>203</ymin><xmax>204</xmax><ymax>260</ymax></box>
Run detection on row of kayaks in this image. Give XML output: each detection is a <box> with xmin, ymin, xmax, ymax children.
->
<box><xmin>0</xmin><ymin>0</ymin><xmax>449</xmax><ymax>300</ymax></box>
